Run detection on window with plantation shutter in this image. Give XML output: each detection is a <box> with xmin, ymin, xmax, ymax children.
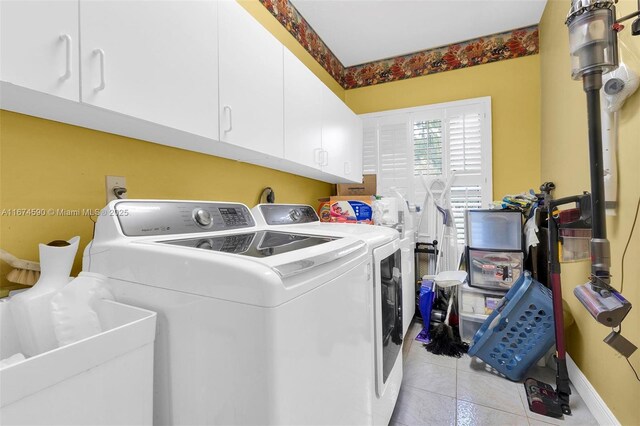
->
<box><xmin>361</xmin><ymin>97</ymin><xmax>492</xmax><ymax>245</ymax></box>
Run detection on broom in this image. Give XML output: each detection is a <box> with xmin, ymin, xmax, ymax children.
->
<box><xmin>424</xmin><ymin>204</ymin><xmax>468</xmax><ymax>357</ymax></box>
<box><xmin>425</xmin><ymin>278</ymin><xmax>469</xmax><ymax>358</ymax></box>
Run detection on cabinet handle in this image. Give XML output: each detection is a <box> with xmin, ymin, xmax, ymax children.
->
<box><xmin>344</xmin><ymin>161</ymin><xmax>351</xmax><ymax>175</ymax></box>
<box><xmin>94</xmin><ymin>48</ymin><xmax>106</xmax><ymax>91</ymax></box>
<box><xmin>223</xmin><ymin>105</ymin><xmax>233</xmax><ymax>133</ymax></box>
<box><xmin>60</xmin><ymin>34</ymin><xmax>72</xmax><ymax>81</ymax></box>
<box><xmin>313</xmin><ymin>148</ymin><xmax>323</xmax><ymax>165</ymax></box>
<box><xmin>322</xmin><ymin>150</ymin><xmax>329</xmax><ymax>166</ymax></box>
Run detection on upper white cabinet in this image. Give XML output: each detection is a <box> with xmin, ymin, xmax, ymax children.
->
<box><xmin>80</xmin><ymin>0</ymin><xmax>218</xmax><ymax>138</ymax></box>
<box><xmin>345</xmin><ymin>109</ymin><xmax>363</xmax><ymax>180</ymax></box>
<box><xmin>218</xmin><ymin>0</ymin><xmax>284</xmax><ymax>157</ymax></box>
<box><xmin>284</xmin><ymin>49</ymin><xmax>323</xmax><ymax>169</ymax></box>
<box><xmin>321</xmin><ymin>87</ymin><xmax>363</xmax><ymax>180</ymax></box>
<box><xmin>1</xmin><ymin>0</ymin><xmax>362</xmax><ymax>183</ymax></box>
<box><xmin>284</xmin><ymin>49</ymin><xmax>362</xmax><ymax>181</ymax></box>
<box><xmin>0</xmin><ymin>0</ymin><xmax>80</xmax><ymax>101</ymax></box>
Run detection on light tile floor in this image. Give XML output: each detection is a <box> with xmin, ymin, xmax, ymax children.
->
<box><xmin>390</xmin><ymin>321</ymin><xmax>599</xmax><ymax>426</ymax></box>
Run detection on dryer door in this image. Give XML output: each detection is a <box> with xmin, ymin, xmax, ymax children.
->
<box><xmin>373</xmin><ymin>240</ymin><xmax>403</xmax><ymax>397</ymax></box>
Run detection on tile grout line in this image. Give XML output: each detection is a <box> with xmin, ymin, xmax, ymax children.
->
<box><xmin>455</xmin><ymin>365</ymin><xmax>510</xmax><ymax>381</ymax></box>
<box><xmin>406</xmin><ymin>358</ymin><xmax>457</xmax><ymax>371</ymax></box>
<box><xmin>455</xmin><ymin>394</ymin><xmax>531</xmax><ymax>422</ymax></box>
<box><xmin>455</xmin><ymin>369</ymin><xmax>529</xmax><ymax>419</ymax></box>
<box><xmin>401</xmin><ymin>381</ymin><xmax>457</xmax><ymax>401</ymax></box>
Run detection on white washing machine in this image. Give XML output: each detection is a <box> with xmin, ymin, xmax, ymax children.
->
<box><xmin>252</xmin><ymin>204</ymin><xmax>405</xmax><ymax>426</ymax></box>
<box><xmin>83</xmin><ymin>200</ymin><xmax>376</xmax><ymax>425</ymax></box>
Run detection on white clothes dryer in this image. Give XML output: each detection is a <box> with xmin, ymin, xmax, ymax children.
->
<box><xmin>252</xmin><ymin>204</ymin><xmax>405</xmax><ymax>426</ymax></box>
<box><xmin>84</xmin><ymin>200</ymin><xmax>376</xmax><ymax>425</ymax></box>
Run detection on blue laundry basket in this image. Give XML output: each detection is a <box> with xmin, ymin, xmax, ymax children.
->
<box><xmin>468</xmin><ymin>271</ymin><xmax>555</xmax><ymax>381</ymax></box>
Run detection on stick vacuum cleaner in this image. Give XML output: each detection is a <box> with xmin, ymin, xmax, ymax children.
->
<box><xmin>525</xmin><ymin>0</ymin><xmax>640</xmax><ymax>418</ymax></box>
<box><xmin>525</xmin><ymin>184</ymin><xmax>590</xmax><ymax>417</ymax></box>
<box><xmin>565</xmin><ymin>0</ymin><xmax>636</xmax><ymax>343</ymax></box>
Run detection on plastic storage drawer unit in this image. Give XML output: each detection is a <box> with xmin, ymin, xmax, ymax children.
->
<box><xmin>459</xmin><ymin>313</ymin><xmax>486</xmax><ymax>343</ymax></box>
<box><xmin>467</xmin><ymin>249</ymin><xmax>524</xmax><ymax>291</ymax></box>
<box><xmin>0</xmin><ymin>299</ymin><xmax>156</xmax><ymax>425</ymax></box>
<box><xmin>459</xmin><ymin>283</ymin><xmax>507</xmax><ymax>316</ymax></box>
<box><xmin>465</xmin><ymin>210</ymin><xmax>522</xmax><ymax>250</ymax></box>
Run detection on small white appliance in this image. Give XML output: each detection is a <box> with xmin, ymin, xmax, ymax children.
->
<box><xmin>252</xmin><ymin>204</ymin><xmax>405</xmax><ymax>426</ymax></box>
<box><xmin>83</xmin><ymin>200</ymin><xmax>377</xmax><ymax>425</ymax></box>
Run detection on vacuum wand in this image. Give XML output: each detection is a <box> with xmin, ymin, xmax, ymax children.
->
<box><xmin>565</xmin><ymin>0</ymin><xmax>635</xmax><ymax>328</ymax></box>
<box><xmin>582</xmin><ymin>72</ymin><xmax>613</xmax><ymax>295</ymax></box>
<box><xmin>576</xmin><ymin>70</ymin><xmax>633</xmax><ymax>329</ymax></box>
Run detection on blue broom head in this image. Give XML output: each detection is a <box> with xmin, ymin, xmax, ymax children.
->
<box><xmin>416</xmin><ymin>278</ymin><xmax>435</xmax><ymax>343</ymax></box>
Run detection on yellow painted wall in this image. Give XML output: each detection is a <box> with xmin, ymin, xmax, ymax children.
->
<box><xmin>540</xmin><ymin>1</ymin><xmax>640</xmax><ymax>423</ymax></box>
<box><xmin>0</xmin><ymin>0</ymin><xmax>343</xmax><ymax>297</ymax></box>
<box><xmin>238</xmin><ymin>0</ymin><xmax>345</xmax><ymax>100</ymax></box>
<box><xmin>344</xmin><ymin>55</ymin><xmax>542</xmax><ymax>200</ymax></box>
<box><xmin>0</xmin><ymin>111</ymin><xmax>332</xmax><ymax>295</ymax></box>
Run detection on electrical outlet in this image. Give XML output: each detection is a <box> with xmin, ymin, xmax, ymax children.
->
<box><xmin>105</xmin><ymin>175</ymin><xmax>127</xmax><ymax>204</ymax></box>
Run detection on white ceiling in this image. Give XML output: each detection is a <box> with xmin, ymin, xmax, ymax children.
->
<box><xmin>289</xmin><ymin>0</ymin><xmax>548</xmax><ymax>67</ymax></box>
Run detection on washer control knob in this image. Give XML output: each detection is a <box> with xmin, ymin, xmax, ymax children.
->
<box><xmin>196</xmin><ymin>239</ymin><xmax>213</xmax><ymax>250</ymax></box>
<box><xmin>193</xmin><ymin>208</ymin><xmax>212</xmax><ymax>227</ymax></box>
<box><xmin>289</xmin><ymin>209</ymin><xmax>302</xmax><ymax>222</ymax></box>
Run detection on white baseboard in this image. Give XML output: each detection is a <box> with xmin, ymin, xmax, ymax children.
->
<box><xmin>566</xmin><ymin>353</ymin><xmax>620</xmax><ymax>426</ymax></box>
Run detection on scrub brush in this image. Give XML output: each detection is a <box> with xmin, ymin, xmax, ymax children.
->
<box><xmin>0</xmin><ymin>249</ymin><xmax>41</xmax><ymax>286</ymax></box>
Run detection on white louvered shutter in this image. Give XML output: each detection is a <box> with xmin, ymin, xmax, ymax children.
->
<box><xmin>362</xmin><ymin>119</ymin><xmax>378</xmax><ymax>174</ymax></box>
<box><xmin>377</xmin><ymin>115</ymin><xmax>412</xmax><ymax>197</ymax></box>
<box><xmin>447</xmin><ymin>110</ymin><xmax>482</xmax><ymax>175</ymax></box>
<box><xmin>449</xmin><ymin>185</ymin><xmax>483</xmax><ymax>243</ymax></box>
<box><xmin>446</xmin><ymin>105</ymin><xmax>492</xmax><ymax>244</ymax></box>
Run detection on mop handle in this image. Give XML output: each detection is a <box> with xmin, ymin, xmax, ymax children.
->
<box><xmin>443</xmin><ymin>289</ymin><xmax>454</xmax><ymax>326</ymax></box>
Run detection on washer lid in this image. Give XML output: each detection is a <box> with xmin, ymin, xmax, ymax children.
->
<box><xmin>159</xmin><ymin>230</ymin><xmax>339</xmax><ymax>258</ymax></box>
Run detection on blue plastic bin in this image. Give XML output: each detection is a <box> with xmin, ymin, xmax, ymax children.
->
<box><xmin>467</xmin><ymin>271</ymin><xmax>555</xmax><ymax>381</ymax></box>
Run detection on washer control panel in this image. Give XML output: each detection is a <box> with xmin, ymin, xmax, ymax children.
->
<box><xmin>259</xmin><ymin>204</ymin><xmax>319</xmax><ymax>225</ymax></box>
<box><xmin>113</xmin><ymin>201</ymin><xmax>255</xmax><ymax>236</ymax></box>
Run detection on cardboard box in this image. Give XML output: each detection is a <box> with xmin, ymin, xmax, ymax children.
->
<box><xmin>326</xmin><ymin>196</ymin><xmax>374</xmax><ymax>224</ymax></box>
<box><xmin>336</xmin><ymin>174</ymin><xmax>377</xmax><ymax>196</ymax></box>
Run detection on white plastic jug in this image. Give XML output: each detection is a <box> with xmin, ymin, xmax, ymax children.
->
<box><xmin>10</xmin><ymin>237</ymin><xmax>80</xmax><ymax>357</ymax></box>
<box><xmin>51</xmin><ymin>272</ymin><xmax>113</xmax><ymax>347</ymax></box>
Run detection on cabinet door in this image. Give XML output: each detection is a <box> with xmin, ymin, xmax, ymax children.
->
<box><xmin>80</xmin><ymin>0</ymin><xmax>218</xmax><ymax>138</ymax></box>
<box><xmin>0</xmin><ymin>0</ymin><xmax>79</xmax><ymax>101</ymax></box>
<box><xmin>218</xmin><ymin>0</ymin><xmax>284</xmax><ymax>157</ymax></box>
<box><xmin>344</xmin><ymin>111</ymin><xmax>363</xmax><ymax>181</ymax></box>
<box><xmin>283</xmin><ymin>49</ymin><xmax>323</xmax><ymax>169</ymax></box>
<box><xmin>321</xmin><ymin>87</ymin><xmax>363</xmax><ymax>180</ymax></box>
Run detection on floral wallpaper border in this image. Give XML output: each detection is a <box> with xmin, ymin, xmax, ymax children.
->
<box><xmin>258</xmin><ymin>0</ymin><xmax>539</xmax><ymax>89</ymax></box>
<box><xmin>343</xmin><ymin>26</ymin><xmax>539</xmax><ymax>89</ymax></box>
<box><xmin>259</xmin><ymin>0</ymin><xmax>345</xmax><ymax>85</ymax></box>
